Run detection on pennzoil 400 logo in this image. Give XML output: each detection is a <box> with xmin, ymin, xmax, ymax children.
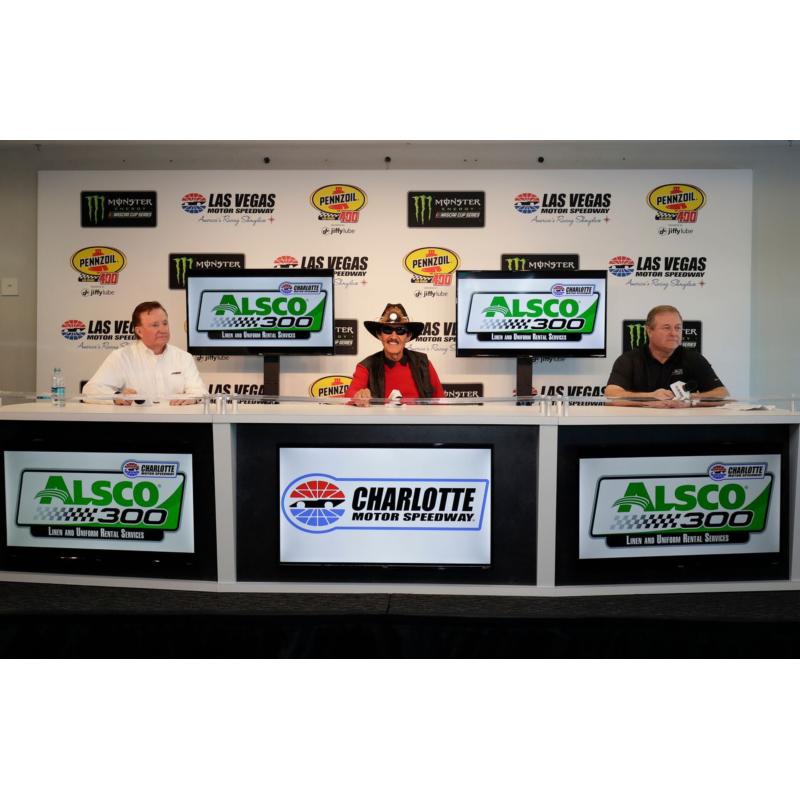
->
<box><xmin>15</xmin><ymin>461</ymin><xmax>186</xmax><ymax>542</ymax></box>
<box><xmin>647</xmin><ymin>183</ymin><xmax>706</xmax><ymax>228</ymax></box>
<box><xmin>310</xmin><ymin>184</ymin><xmax>367</xmax><ymax>223</ymax></box>
<box><xmin>71</xmin><ymin>246</ymin><xmax>126</xmax><ymax>285</ymax></box>
<box><xmin>309</xmin><ymin>375</ymin><xmax>352</xmax><ymax>398</ymax></box>
<box><xmin>403</xmin><ymin>247</ymin><xmax>459</xmax><ymax>285</ymax></box>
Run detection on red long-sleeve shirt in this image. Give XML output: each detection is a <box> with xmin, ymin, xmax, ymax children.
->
<box><xmin>345</xmin><ymin>356</ymin><xmax>445</xmax><ymax>399</ymax></box>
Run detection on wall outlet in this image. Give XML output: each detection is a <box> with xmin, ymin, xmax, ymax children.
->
<box><xmin>1</xmin><ymin>278</ymin><xmax>19</xmax><ymax>296</ymax></box>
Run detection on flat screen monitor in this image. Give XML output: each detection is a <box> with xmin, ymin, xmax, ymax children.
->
<box><xmin>456</xmin><ymin>269</ymin><xmax>607</xmax><ymax>358</ymax></box>
<box><xmin>186</xmin><ymin>269</ymin><xmax>335</xmax><ymax>356</ymax></box>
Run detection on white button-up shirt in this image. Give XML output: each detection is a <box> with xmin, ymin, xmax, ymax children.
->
<box><xmin>82</xmin><ymin>340</ymin><xmax>207</xmax><ymax>403</ymax></box>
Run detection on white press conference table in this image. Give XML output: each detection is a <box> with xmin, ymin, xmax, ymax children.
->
<box><xmin>1</xmin><ymin>397</ymin><xmax>798</xmax><ymax>597</ymax></box>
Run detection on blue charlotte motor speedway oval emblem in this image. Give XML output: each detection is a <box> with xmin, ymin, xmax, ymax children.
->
<box><xmin>284</xmin><ymin>476</ymin><xmax>346</xmax><ymax>532</ymax></box>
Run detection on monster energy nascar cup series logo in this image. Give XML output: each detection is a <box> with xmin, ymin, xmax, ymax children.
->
<box><xmin>467</xmin><ymin>288</ymin><xmax>599</xmax><ymax>340</ymax></box>
<box><xmin>81</xmin><ymin>191</ymin><xmax>157</xmax><ymax>227</ymax></box>
<box><xmin>407</xmin><ymin>191</ymin><xmax>485</xmax><ymax>228</ymax></box>
<box><xmin>169</xmin><ymin>253</ymin><xmax>246</xmax><ymax>289</ymax></box>
<box><xmin>579</xmin><ymin>455</ymin><xmax>781</xmax><ymax>559</ymax></box>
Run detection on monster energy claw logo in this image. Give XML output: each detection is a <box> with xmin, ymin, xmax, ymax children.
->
<box><xmin>412</xmin><ymin>194</ymin><xmax>433</xmax><ymax>224</ymax></box>
<box><xmin>85</xmin><ymin>194</ymin><xmax>105</xmax><ymax>224</ymax></box>
<box><xmin>627</xmin><ymin>323</ymin><xmax>648</xmax><ymax>348</ymax></box>
<box><xmin>505</xmin><ymin>257</ymin><xmax>527</xmax><ymax>271</ymax></box>
<box><xmin>174</xmin><ymin>257</ymin><xmax>193</xmax><ymax>287</ymax></box>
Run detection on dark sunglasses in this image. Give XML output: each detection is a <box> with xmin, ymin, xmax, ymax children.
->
<box><xmin>380</xmin><ymin>325</ymin><xmax>409</xmax><ymax>336</ymax></box>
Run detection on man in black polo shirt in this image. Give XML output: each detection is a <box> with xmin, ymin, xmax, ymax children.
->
<box><xmin>605</xmin><ymin>305</ymin><xmax>728</xmax><ymax>400</ymax></box>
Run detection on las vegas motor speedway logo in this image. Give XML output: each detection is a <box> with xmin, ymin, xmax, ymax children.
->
<box><xmin>15</xmin><ymin>462</ymin><xmax>186</xmax><ymax>541</ymax></box>
<box><xmin>181</xmin><ymin>191</ymin><xmax>277</xmax><ymax>219</ymax></box>
<box><xmin>588</xmin><ymin>462</ymin><xmax>774</xmax><ymax>547</ymax></box>
<box><xmin>282</xmin><ymin>474</ymin><xmax>489</xmax><ymax>534</ymax></box>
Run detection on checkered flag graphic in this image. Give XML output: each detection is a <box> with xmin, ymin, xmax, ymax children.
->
<box><xmin>34</xmin><ymin>507</ymin><xmax>97</xmax><ymax>523</ymax></box>
<box><xmin>209</xmin><ymin>316</ymin><xmax>274</xmax><ymax>329</ymax></box>
<box><xmin>479</xmin><ymin>318</ymin><xmax>537</xmax><ymax>331</ymax></box>
<box><xmin>609</xmin><ymin>513</ymin><xmax>682</xmax><ymax>531</ymax></box>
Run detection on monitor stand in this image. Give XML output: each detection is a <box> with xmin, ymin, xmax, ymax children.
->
<box><xmin>516</xmin><ymin>357</ymin><xmax>534</xmax><ymax>406</ymax></box>
<box><xmin>263</xmin><ymin>355</ymin><xmax>280</xmax><ymax>404</ymax></box>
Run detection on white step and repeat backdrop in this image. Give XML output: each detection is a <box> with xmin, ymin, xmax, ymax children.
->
<box><xmin>36</xmin><ymin>170</ymin><xmax>752</xmax><ymax>399</ymax></box>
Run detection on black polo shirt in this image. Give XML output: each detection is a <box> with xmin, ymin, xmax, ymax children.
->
<box><xmin>606</xmin><ymin>345</ymin><xmax>724</xmax><ymax>393</ymax></box>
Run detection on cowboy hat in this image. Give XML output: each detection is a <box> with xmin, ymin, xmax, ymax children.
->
<box><xmin>363</xmin><ymin>303</ymin><xmax>424</xmax><ymax>341</ymax></box>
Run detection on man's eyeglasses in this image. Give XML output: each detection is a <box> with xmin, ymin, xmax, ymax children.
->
<box><xmin>380</xmin><ymin>325</ymin><xmax>408</xmax><ymax>336</ymax></box>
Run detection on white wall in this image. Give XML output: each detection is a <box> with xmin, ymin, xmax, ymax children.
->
<box><xmin>1</xmin><ymin>140</ymin><xmax>798</xmax><ymax>397</ymax></box>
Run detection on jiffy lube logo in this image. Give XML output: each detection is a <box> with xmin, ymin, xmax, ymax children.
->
<box><xmin>197</xmin><ymin>284</ymin><xmax>327</xmax><ymax>337</ymax></box>
<box><xmin>310</xmin><ymin>184</ymin><xmax>366</xmax><ymax>223</ymax></box>
<box><xmin>282</xmin><ymin>473</ymin><xmax>489</xmax><ymax>534</ymax></box>
<box><xmin>590</xmin><ymin>463</ymin><xmax>773</xmax><ymax>546</ymax></box>
<box><xmin>403</xmin><ymin>247</ymin><xmax>460</xmax><ymax>285</ymax></box>
<box><xmin>16</xmin><ymin>463</ymin><xmax>185</xmax><ymax>541</ymax></box>
<box><xmin>466</xmin><ymin>288</ymin><xmax>599</xmax><ymax>335</ymax></box>
<box><xmin>647</xmin><ymin>184</ymin><xmax>706</xmax><ymax>222</ymax></box>
<box><xmin>71</xmin><ymin>246</ymin><xmax>126</xmax><ymax>284</ymax></box>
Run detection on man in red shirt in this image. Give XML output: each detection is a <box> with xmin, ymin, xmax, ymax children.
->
<box><xmin>345</xmin><ymin>303</ymin><xmax>445</xmax><ymax>406</ymax></box>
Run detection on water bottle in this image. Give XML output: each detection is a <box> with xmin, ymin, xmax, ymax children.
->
<box><xmin>51</xmin><ymin>367</ymin><xmax>66</xmax><ymax>407</ymax></box>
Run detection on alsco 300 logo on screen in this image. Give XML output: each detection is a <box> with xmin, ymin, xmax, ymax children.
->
<box><xmin>466</xmin><ymin>289</ymin><xmax>599</xmax><ymax>340</ymax></box>
<box><xmin>403</xmin><ymin>247</ymin><xmax>459</xmax><ymax>285</ymax></box>
<box><xmin>196</xmin><ymin>285</ymin><xmax>328</xmax><ymax>340</ymax></box>
<box><xmin>282</xmin><ymin>473</ymin><xmax>489</xmax><ymax>533</ymax></box>
<box><xmin>15</xmin><ymin>463</ymin><xmax>185</xmax><ymax>542</ymax></box>
<box><xmin>310</xmin><ymin>184</ymin><xmax>367</xmax><ymax>223</ymax></box>
<box><xmin>589</xmin><ymin>464</ymin><xmax>773</xmax><ymax>548</ymax></box>
<box><xmin>70</xmin><ymin>247</ymin><xmax>126</xmax><ymax>284</ymax></box>
<box><xmin>647</xmin><ymin>184</ymin><xmax>706</xmax><ymax>223</ymax></box>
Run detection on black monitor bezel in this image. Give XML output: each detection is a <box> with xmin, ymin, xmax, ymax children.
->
<box><xmin>455</xmin><ymin>269</ymin><xmax>607</xmax><ymax>359</ymax></box>
<box><xmin>185</xmin><ymin>268</ymin><xmax>336</xmax><ymax>357</ymax></box>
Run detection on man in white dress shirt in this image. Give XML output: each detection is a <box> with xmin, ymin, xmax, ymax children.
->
<box><xmin>82</xmin><ymin>301</ymin><xmax>206</xmax><ymax>405</ymax></box>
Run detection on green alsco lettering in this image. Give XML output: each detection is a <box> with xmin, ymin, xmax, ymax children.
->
<box><xmin>215</xmin><ymin>294</ymin><xmax>239</xmax><ymax>315</ymax></box>
<box><xmin>672</xmin><ymin>484</ymin><xmax>696</xmax><ymax>510</ymax></box>
<box><xmin>91</xmin><ymin>480</ymin><xmax>113</xmax><ymax>506</ymax></box>
<box><xmin>484</xmin><ymin>297</ymin><xmax>510</xmax><ymax>317</ymax></box>
<box><xmin>616</xmin><ymin>482</ymin><xmax>747</xmax><ymax>513</ymax></box>
<box><xmin>215</xmin><ymin>295</ymin><xmax>310</xmax><ymax>316</ymax></box>
<box><xmin>73</xmin><ymin>480</ymin><xmax>95</xmax><ymax>505</ymax></box>
<box><xmin>613</xmin><ymin>482</ymin><xmax>654</xmax><ymax>513</ymax></box>
<box><xmin>698</xmin><ymin>483</ymin><xmax>745</xmax><ymax>510</ymax></box>
<box><xmin>46</xmin><ymin>479</ymin><xmax>160</xmax><ymax>507</ymax></box>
